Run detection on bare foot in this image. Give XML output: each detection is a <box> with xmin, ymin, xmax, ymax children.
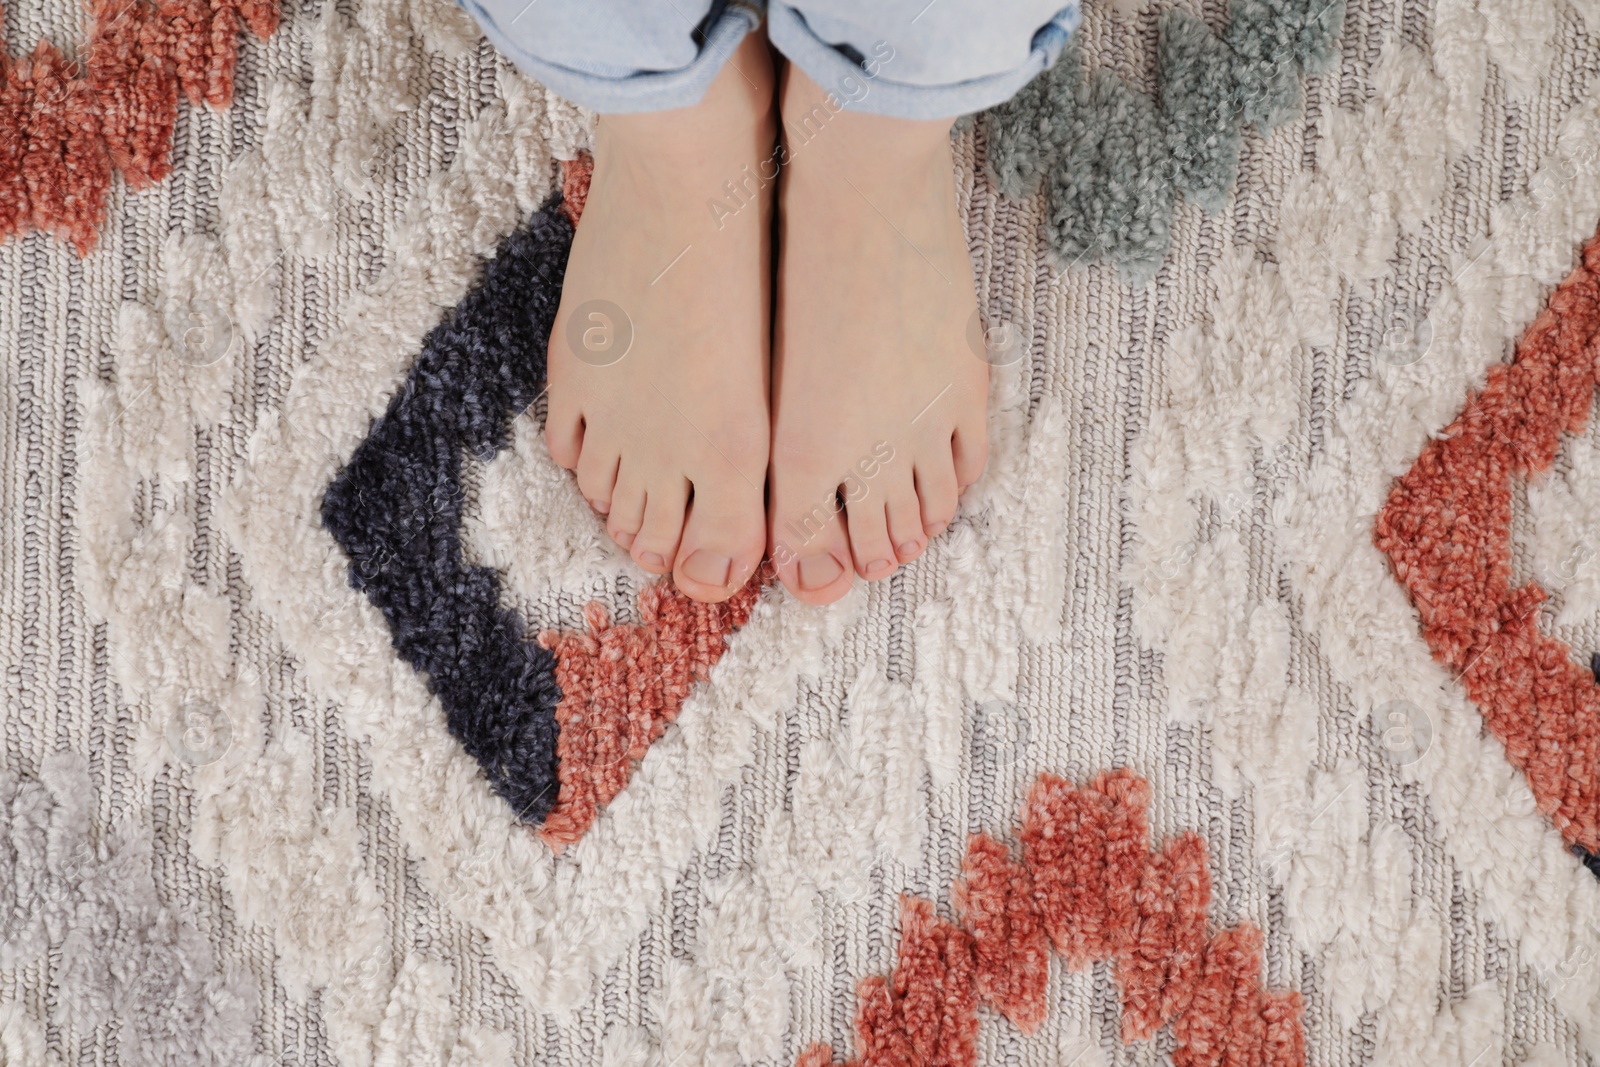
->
<box><xmin>768</xmin><ymin>65</ymin><xmax>989</xmax><ymax>605</ymax></box>
<box><xmin>546</xmin><ymin>33</ymin><xmax>775</xmax><ymax>604</ymax></box>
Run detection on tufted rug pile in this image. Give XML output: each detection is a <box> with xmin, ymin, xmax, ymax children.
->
<box><xmin>4</xmin><ymin>0</ymin><xmax>1600</xmax><ymax>1062</ymax></box>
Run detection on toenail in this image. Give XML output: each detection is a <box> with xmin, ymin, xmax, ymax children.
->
<box><xmin>613</xmin><ymin>530</ymin><xmax>635</xmax><ymax>549</ymax></box>
<box><xmin>589</xmin><ymin>498</ymin><xmax>610</xmax><ymax>514</ymax></box>
<box><xmin>897</xmin><ymin>541</ymin><xmax>923</xmax><ymax>561</ymax></box>
<box><xmin>638</xmin><ymin>551</ymin><xmax>668</xmax><ymax>570</ymax></box>
<box><xmin>924</xmin><ymin>521</ymin><xmax>947</xmax><ymax>538</ymax></box>
<box><xmin>682</xmin><ymin>551</ymin><xmax>732</xmax><ymax>587</ymax></box>
<box><xmin>865</xmin><ymin>558</ymin><xmax>894</xmax><ymax>578</ymax></box>
<box><xmin>798</xmin><ymin>554</ymin><xmax>844</xmax><ymax>591</ymax></box>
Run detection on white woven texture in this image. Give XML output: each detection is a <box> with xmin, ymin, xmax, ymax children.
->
<box><xmin>4</xmin><ymin>0</ymin><xmax>1600</xmax><ymax>1062</ymax></box>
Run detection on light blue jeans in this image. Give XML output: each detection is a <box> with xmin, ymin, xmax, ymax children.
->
<box><xmin>457</xmin><ymin>0</ymin><xmax>1082</xmax><ymax>119</ymax></box>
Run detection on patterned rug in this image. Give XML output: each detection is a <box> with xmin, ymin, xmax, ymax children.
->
<box><xmin>4</xmin><ymin>0</ymin><xmax>1600</xmax><ymax>1061</ymax></box>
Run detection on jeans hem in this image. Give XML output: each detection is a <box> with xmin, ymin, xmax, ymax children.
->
<box><xmin>457</xmin><ymin>0</ymin><xmax>761</xmax><ymax>113</ymax></box>
<box><xmin>461</xmin><ymin>0</ymin><xmax>1079</xmax><ymax>119</ymax></box>
<box><xmin>766</xmin><ymin>3</ymin><xmax>1081</xmax><ymax>120</ymax></box>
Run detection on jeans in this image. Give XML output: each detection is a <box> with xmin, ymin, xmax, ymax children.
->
<box><xmin>455</xmin><ymin>0</ymin><xmax>1082</xmax><ymax>119</ymax></box>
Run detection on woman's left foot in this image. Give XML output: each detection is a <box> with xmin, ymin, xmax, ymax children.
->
<box><xmin>767</xmin><ymin>65</ymin><xmax>990</xmax><ymax>605</ymax></box>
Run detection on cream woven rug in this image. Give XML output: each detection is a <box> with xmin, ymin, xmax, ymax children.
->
<box><xmin>4</xmin><ymin>0</ymin><xmax>1600</xmax><ymax>1062</ymax></box>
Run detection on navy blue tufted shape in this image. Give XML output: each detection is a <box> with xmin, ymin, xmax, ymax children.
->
<box><xmin>321</xmin><ymin>197</ymin><xmax>572</xmax><ymax>826</ymax></box>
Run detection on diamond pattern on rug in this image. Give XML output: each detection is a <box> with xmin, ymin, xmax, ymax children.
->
<box><xmin>321</xmin><ymin>184</ymin><xmax>764</xmax><ymax>837</ymax></box>
<box><xmin>1376</xmin><ymin>220</ymin><xmax>1600</xmax><ymax>872</ymax></box>
<box><xmin>0</xmin><ymin>0</ymin><xmax>278</xmax><ymax>252</ymax></box>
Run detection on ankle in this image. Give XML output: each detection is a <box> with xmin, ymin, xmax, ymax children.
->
<box><xmin>779</xmin><ymin>68</ymin><xmax>951</xmax><ymax>177</ymax></box>
<box><xmin>596</xmin><ymin>35</ymin><xmax>776</xmax><ymax>165</ymax></box>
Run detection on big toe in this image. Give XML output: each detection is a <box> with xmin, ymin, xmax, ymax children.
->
<box><xmin>769</xmin><ymin>476</ymin><xmax>855</xmax><ymax>606</ymax></box>
<box><xmin>674</xmin><ymin>478</ymin><xmax>766</xmax><ymax>603</ymax></box>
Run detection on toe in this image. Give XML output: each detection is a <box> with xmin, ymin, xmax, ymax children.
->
<box><xmin>793</xmin><ymin>548</ymin><xmax>849</xmax><ymax>601</ymax></box>
<box><xmin>575</xmin><ymin>442</ymin><xmax>621</xmax><ymax>515</ymax></box>
<box><xmin>632</xmin><ymin>476</ymin><xmax>689</xmax><ymax>575</ymax></box>
<box><xmin>546</xmin><ymin>402</ymin><xmax>584</xmax><ymax>470</ymax></box>
<box><xmin>915</xmin><ymin>459</ymin><xmax>959</xmax><ymax>539</ymax></box>
<box><xmin>607</xmin><ymin>465</ymin><xmax>647</xmax><ymax>550</ymax></box>
<box><xmin>845</xmin><ymin>494</ymin><xmax>897</xmax><ymax>581</ymax></box>
<box><xmin>884</xmin><ymin>470</ymin><xmax>926</xmax><ymax>564</ymax></box>
<box><xmin>673</xmin><ymin>476</ymin><xmax>766</xmax><ymax>603</ymax></box>
<box><xmin>770</xmin><ymin>479</ymin><xmax>854</xmax><ymax>605</ymax></box>
<box><xmin>952</xmin><ymin>421</ymin><xmax>988</xmax><ymax>490</ymax></box>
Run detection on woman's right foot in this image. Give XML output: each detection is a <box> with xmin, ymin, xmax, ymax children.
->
<box><xmin>546</xmin><ymin>33</ymin><xmax>776</xmax><ymax>604</ymax></box>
